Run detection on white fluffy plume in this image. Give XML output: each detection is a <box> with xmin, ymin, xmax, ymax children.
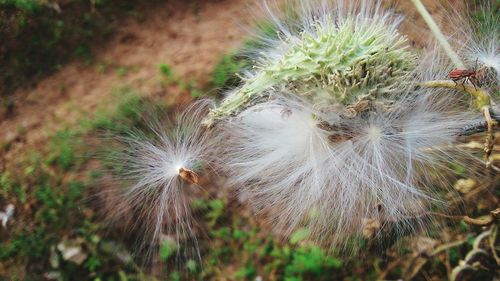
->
<box><xmin>206</xmin><ymin>0</ymin><xmax>415</xmax><ymax>122</ymax></box>
<box><xmin>209</xmin><ymin>0</ymin><xmax>488</xmax><ymax>250</ymax></box>
<box><xmin>102</xmin><ymin>99</ymin><xmax>217</xmax><ymax>261</ymax></box>
<box><xmin>446</xmin><ymin>2</ymin><xmax>499</xmax><ymax>90</ymax></box>
<box><xmin>220</xmin><ymin>91</ymin><xmax>479</xmax><ymax>249</ymax></box>
<box><xmin>462</xmin><ymin>6</ymin><xmax>499</xmax><ymax>76</ymax></box>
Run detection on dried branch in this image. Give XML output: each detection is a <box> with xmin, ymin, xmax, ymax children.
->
<box><xmin>459</xmin><ymin>106</ymin><xmax>500</xmax><ymax>136</ymax></box>
<box><xmin>430</xmin><ymin>208</ymin><xmax>500</xmax><ymax>227</ymax></box>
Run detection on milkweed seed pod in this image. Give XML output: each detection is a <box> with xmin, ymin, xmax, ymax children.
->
<box><xmin>212</xmin><ymin>0</ymin><xmax>485</xmax><ymax>250</ymax></box>
<box><xmin>205</xmin><ymin>0</ymin><xmax>418</xmax><ymax>125</ymax></box>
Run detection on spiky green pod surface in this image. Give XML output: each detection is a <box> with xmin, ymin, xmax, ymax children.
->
<box><xmin>207</xmin><ymin>16</ymin><xmax>417</xmax><ymax>123</ymax></box>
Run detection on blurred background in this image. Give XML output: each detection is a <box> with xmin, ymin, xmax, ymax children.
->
<box><xmin>0</xmin><ymin>0</ymin><xmax>498</xmax><ymax>280</ymax></box>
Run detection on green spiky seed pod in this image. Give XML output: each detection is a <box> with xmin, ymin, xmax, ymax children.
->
<box><xmin>206</xmin><ymin>14</ymin><xmax>417</xmax><ymax>124</ymax></box>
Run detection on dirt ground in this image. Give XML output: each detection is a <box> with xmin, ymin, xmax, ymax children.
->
<box><xmin>0</xmin><ymin>0</ymin><xmax>257</xmax><ymax>166</ymax></box>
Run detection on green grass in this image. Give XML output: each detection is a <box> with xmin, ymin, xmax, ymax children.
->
<box><xmin>179</xmin><ymin>79</ymin><xmax>204</xmax><ymax>98</ymax></box>
<box><xmin>0</xmin><ymin>0</ymin><xmax>41</xmax><ymax>11</ymax></box>
<box><xmin>212</xmin><ymin>54</ymin><xmax>248</xmax><ymax>90</ymax></box>
<box><xmin>47</xmin><ymin>129</ymin><xmax>80</xmax><ymax>171</ymax></box>
<box><xmin>0</xmin><ymin>89</ymin><xmax>159</xmax><ymax>280</ymax></box>
<box><xmin>159</xmin><ymin>63</ymin><xmax>173</xmax><ymax>79</ymax></box>
<box><xmin>158</xmin><ymin>63</ymin><xmax>205</xmax><ymax>98</ymax></box>
<box><xmin>89</xmin><ymin>86</ymin><xmax>146</xmax><ymax>134</ymax></box>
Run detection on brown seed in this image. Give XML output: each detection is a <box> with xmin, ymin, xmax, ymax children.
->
<box><xmin>328</xmin><ymin>134</ymin><xmax>353</xmax><ymax>143</ymax></box>
<box><xmin>178</xmin><ymin>167</ymin><xmax>200</xmax><ymax>185</ymax></box>
<box><xmin>317</xmin><ymin>121</ymin><xmax>335</xmax><ymax>131</ymax></box>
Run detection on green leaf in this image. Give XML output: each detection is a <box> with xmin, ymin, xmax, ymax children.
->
<box><xmin>186</xmin><ymin>259</ymin><xmax>197</xmax><ymax>273</ymax></box>
<box><xmin>290</xmin><ymin>228</ymin><xmax>309</xmax><ymax>244</ymax></box>
<box><xmin>159</xmin><ymin>63</ymin><xmax>173</xmax><ymax>78</ymax></box>
<box><xmin>159</xmin><ymin>239</ymin><xmax>178</xmax><ymax>262</ymax></box>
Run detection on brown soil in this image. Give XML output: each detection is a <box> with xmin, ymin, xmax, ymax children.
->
<box><xmin>0</xmin><ymin>0</ymin><xmax>258</xmax><ymax>165</ymax></box>
<box><xmin>0</xmin><ymin>0</ymin><xmax>464</xmax><ymax>165</ymax></box>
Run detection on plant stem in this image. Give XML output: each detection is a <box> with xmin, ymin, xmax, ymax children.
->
<box><xmin>459</xmin><ymin>118</ymin><xmax>500</xmax><ymax>136</ymax></box>
<box><xmin>411</xmin><ymin>0</ymin><xmax>465</xmax><ymax>68</ymax></box>
<box><xmin>419</xmin><ymin>80</ymin><xmax>491</xmax><ymax>108</ymax></box>
<box><xmin>418</xmin><ymin>81</ymin><xmax>499</xmax><ymax>138</ymax></box>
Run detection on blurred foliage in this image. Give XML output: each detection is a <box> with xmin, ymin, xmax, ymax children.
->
<box><xmin>91</xmin><ymin>88</ymin><xmax>140</xmax><ymax>127</ymax></box>
<box><xmin>0</xmin><ymin>0</ymin><xmax>159</xmax><ymax>96</ymax></box>
<box><xmin>212</xmin><ymin>54</ymin><xmax>248</xmax><ymax>90</ymax></box>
